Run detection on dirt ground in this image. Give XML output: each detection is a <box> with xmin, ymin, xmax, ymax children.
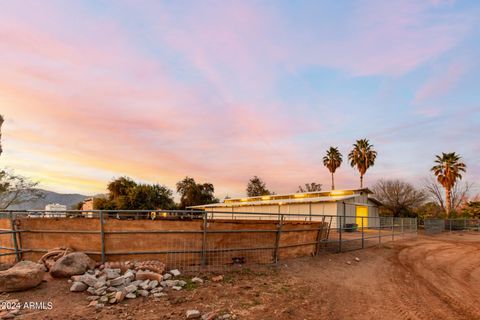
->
<box><xmin>2</xmin><ymin>232</ymin><xmax>480</xmax><ymax>320</ymax></box>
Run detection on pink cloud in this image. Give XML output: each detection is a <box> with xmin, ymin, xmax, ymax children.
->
<box><xmin>415</xmin><ymin>62</ymin><xmax>466</xmax><ymax>102</ymax></box>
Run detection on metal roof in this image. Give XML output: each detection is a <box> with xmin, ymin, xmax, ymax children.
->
<box><xmin>189</xmin><ymin>195</ymin><xmax>357</xmax><ymax>209</ymax></box>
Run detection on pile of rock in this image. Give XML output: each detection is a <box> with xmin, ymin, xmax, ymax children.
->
<box><xmin>68</xmin><ymin>261</ymin><xmax>193</xmax><ymax>308</ymax></box>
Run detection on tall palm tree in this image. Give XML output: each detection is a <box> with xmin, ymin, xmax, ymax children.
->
<box><xmin>431</xmin><ymin>152</ymin><xmax>466</xmax><ymax>217</ymax></box>
<box><xmin>348</xmin><ymin>139</ymin><xmax>377</xmax><ymax>188</ymax></box>
<box><xmin>323</xmin><ymin>147</ymin><xmax>342</xmax><ymax>190</ymax></box>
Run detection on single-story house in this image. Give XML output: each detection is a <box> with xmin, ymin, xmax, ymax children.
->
<box><xmin>189</xmin><ymin>188</ymin><xmax>381</xmax><ymax>228</ymax></box>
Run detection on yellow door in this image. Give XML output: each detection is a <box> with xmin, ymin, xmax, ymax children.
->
<box><xmin>356</xmin><ymin>206</ymin><xmax>368</xmax><ymax>228</ymax></box>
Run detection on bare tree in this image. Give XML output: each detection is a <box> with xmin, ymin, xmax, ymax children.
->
<box><xmin>423</xmin><ymin>177</ymin><xmax>473</xmax><ymax>213</ymax></box>
<box><xmin>372</xmin><ymin>179</ymin><xmax>427</xmax><ymax>217</ymax></box>
<box><xmin>0</xmin><ymin>170</ymin><xmax>43</xmax><ymax>209</ymax></box>
<box><xmin>297</xmin><ymin>182</ymin><xmax>322</xmax><ymax>193</ymax></box>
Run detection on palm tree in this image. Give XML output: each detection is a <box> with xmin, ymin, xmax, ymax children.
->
<box><xmin>323</xmin><ymin>147</ymin><xmax>342</xmax><ymax>190</ymax></box>
<box><xmin>348</xmin><ymin>139</ymin><xmax>377</xmax><ymax>188</ymax></box>
<box><xmin>431</xmin><ymin>152</ymin><xmax>466</xmax><ymax>217</ymax></box>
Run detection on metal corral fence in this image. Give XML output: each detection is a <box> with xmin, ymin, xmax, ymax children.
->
<box><xmin>425</xmin><ymin>218</ymin><xmax>480</xmax><ymax>234</ymax></box>
<box><xmin>0</xmin><ymin>210</ymin><xmax>417</xmax><ymax>270</ymax></box>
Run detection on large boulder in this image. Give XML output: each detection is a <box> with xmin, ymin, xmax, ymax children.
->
<box><xmin>0</xmin><ymin>261</ymin><xmax>46</xmax><ymax>292</ymax></box>
<box><xmin>50</xmin><ymin>252</ymin><xmax>96</xmax><ymax>278</ymax></box>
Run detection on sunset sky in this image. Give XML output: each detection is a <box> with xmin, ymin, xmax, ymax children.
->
<box><xmin>0</xmin><ymin>0</ymin><xmax>479</xmax><ymax>198</ymax></box>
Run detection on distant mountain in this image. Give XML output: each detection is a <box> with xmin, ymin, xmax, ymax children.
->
<box><xmin>7</xmin><ymin>189</ymin><xmax>90</xmax><ymax>210</ymax></box>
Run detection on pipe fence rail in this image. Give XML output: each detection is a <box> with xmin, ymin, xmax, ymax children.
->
<box><xmin>0</xmin><ymin>210</ymin><xmax>417</xmax><ymax>269</ymax></box>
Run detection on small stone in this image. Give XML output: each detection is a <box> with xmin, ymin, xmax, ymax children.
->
<box><xmin>163</xmin><ymin>273</ymin><xmax>172</xmax><ymax>280</ymax></box>
<box><xmin>80</xmin><ymin>274</ymin><xmax>98</xmax><ymax>287</ymax></box>
<box><xmin>151</xmin><ymin>287</ymin><xmax>163</xmax><ymax>293</ymax></box>
<box><xmin>86</xmin><ymin>296</ymin><xmax>100</xmax><ymax>301</ymax></box>
<box><xmin>88</xmin><ymin>300</ymin><xmax>98</xmax><ymax>307</ymax></box>
<box><xmin>87</xmin><ymin>287</ymin><xmax>96</xmax><ymax>295</ymax></box>
<box><xmin>94</xmin><ymin>286</ymin><xmax>107</xmax><ymax>296</ymax></box>
<box><xmin>169</xmin><ymin>269</ymin><xmax>181</xmax><ymax>277</ymax></box>
<box><xmin>177</xmin><ymin>280</ymin><xmax>187</xmax><ymax>287</ymax></box>
<box><xmin>172</xmin><ymin>286</ymin><xmax>182</xmax><ymax>291</ymax></box>
<box><xmin>104</xmin><ymin>268</ymin><xmax>121</xmax><ymax>279</ymax></box>
<box><xmin>135</xmin><ymin>270</ymin><xmax>162</xmax><ymax>282</ymax></box>
<box><xmin>211</xmin><ymin>275</ymin><xmax>223</xmax><ymax>282</ymax></box>
<box><xmin>99</xmin><ymin>296</ymin><xmax>109</xmax><ymax>303</ymax></box>
<box><xmin>95</xmin><ymin>303</ymin><xmax>104</xmax><ymax>309</ymax></box>
<box><xmin>148</xmin><ymin>280</ymin><xmax>159</xmax><ymax>289</ymax></box>
<box><xmin>106</xmin><ymin>286</ymin><xmax>118</xmax><ymax>292</ymax></box>
<box><xmin>186</xmin><ymin>309</ymin><xmax>201</xmax><ymax>319</ymax></box>
<box><xmin>115</xmin><ymin>290</ymin><xmax>126</xmax><ymax>303</ymax></box>
<box><xmin>67</xmin><ymin>279</ymin><xmax>72</xmax><ymax>283</ymax></box>
<box><xmin>355</xmin><ymin>257</ymin><xmax>360</xmax><ymax>262</ymax></box>
<box><xmin>70</xmin><ymin>281</ymin><xmax>88</xmax><ymax>292</ymax></box>
<box><xmin>125</xmin><ymin>293</ymin><xmax>136</xmax><ymax>299</ymax></box>
<box><xmin>201</xmin><ymin>312</ymin><xmax>217</xmax><ymax>320</ymax></box>
<box><xmin>71</xmin><ymin>275</ymin><xmax>82</xmax><ymax>282</ymax></box>
<box><xmin>191</xmin><ymin>277</ymin><xmax>203</xmax><ymax>284</ymax></box>
<box><xmin>346</xmin><ymin>261</ymin><xmax>352</xmax><ymax>265</ymax></box>
<box><xmin>130</xmin><ymin>280</ymin><xmax>143</xmax><ymax>287</ymax></box>
<box><xmin>153</xmin><ymin>292</ymin><xmax>167</xmax><ymax>298</ymax></box>
<box><xmin>94</xmin><ymin>280</ymin><xmax>107</xmax><ymax>289</ymax></box>
<box><xmin>109</xmin><ymin>298</ymin><xmax>116</xmax><ymax>304</ymax></box>
<box><xmin>139</xmin><ymin>279</ymin><xmax>150</xmax><ymax>289</ymax></box>
<box><xmin>137</xmin><ymin>289</ymin><xmax>149</xmax><ymax>297</ymax></box>
<box><xmin>125</xmin><ymin>284</ymin><xmax>137</xmax><ymax>293</ymax></box>
<box><xmin>109</xmin><ymin>276</ymin><xmax>126</xmax><ymax>287</ymax></box>
<box><xmin>124</xmin><ymin>270</ymin><xmax>135</xmax><ymax>280</ymax></box>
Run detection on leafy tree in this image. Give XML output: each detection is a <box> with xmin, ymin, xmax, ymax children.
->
<box><xmin>94</xmin><ymin>196</ymin><xmax>116</xmax><ymax>210</ymax></box>
<box><xmin>372</xmin><ymin>179</ymin><xmax>427</xmax><ymax>217</ymax></box>
<box><xmin>348</xmin><ymin>139</ymin><xmax>377</xmax><ymax>188</ymax></box>
<box><xmin>0</xmin><ymin>170</ymin><xmax>43</xmax><ymax>209</ymax></box>
<box><xmin>323</xmin><ymin>147</ymin><xmax>342</xmax><ymax>190</ymax></box>
<box><xmin>107</xmin><ymin>176</ymin><xmax>137</xmax><ymax>199</ymax></box>
<box><xmin>95</xmin><ymin>177</ymin><xmax>176</xmax><ymax>210</ymax></box>
<box><xmin>431</xmin><ymin>152</ymin><xmax>466</xmax><ymax>217</ymax></box>
<box><xmin>127</xmin><ymin>184</ymin><xmax>176</xmax><ymax>210</ymax></box>
<box><xmin>0</xmin><ymin>115</ymin><xmax>3</xmax><ymax>157</ymax></box>
<box><xmin>414</xmin><ymin>202</ymin><xmax>445</xmax><ymax>224</ymax></box>
<box><xmin>297</xmin><ymin>182</ymin><xmax>322</xmax><ymax>193</ymax></box>
<box><xmin>246</xmin><ymin>176</ymin><xmax>273</xmax><ymax>197</ymax></box>
<box><xmin>462</xmin><ymin>200</ymin><xmax>480</xmax><ymax>218</ymax></box>
<box><xmin>176</xmin><ymin>176</ymin><xmax>218</xmax><ymax>209</ymax></box>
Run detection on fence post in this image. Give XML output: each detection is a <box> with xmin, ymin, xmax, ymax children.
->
<box><xmin>201</xmin><ymin>212</ymin><xmax>208</xmax><ymax>267</ymax></box>
<box><xmin>274</xmin><ymin>214</ymin><xmax>284</xmax><ymax>264</ymax></box>
<box><xmin>378</xmin><ymin>217</ymin><xmax>381</xmax><ymax>245</ymax></box>
<box><xmin>338</xmin><ymin>216</ymin><xmax>343</xmax><ymax>253</ymax></box>
<box><xmin>391</xmin><ymin>217</ymin><xmax>394</xmax><ymax>242</ymax></box>
<box><xmin>9</xmin><ymin>212</ymin><xmax>20</xmax><ymax>262</ymax></box>
<box><xmin>315</xmin><ymin>216</ymin><xmax>326</xmax><ymax>255</ymax></box>
<box><xmin>401</xmin><ymin>218</ymin><xmax>404</xmax><ymax>239</ymax></box>
<box><xmin>361</xmin><ymin>217</ymin><xmax>364</xmax><ymax>249</ymax></box>
<box><xmin>99</xmin><ymin>211</ymin><xmax>106</xmax><ymax>264</ymax></box>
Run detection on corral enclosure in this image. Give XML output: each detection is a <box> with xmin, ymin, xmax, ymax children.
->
<box><xmin>0</xmin><ymin>213</ymin><xmax>329</xmax><ymax>268</ymax></box>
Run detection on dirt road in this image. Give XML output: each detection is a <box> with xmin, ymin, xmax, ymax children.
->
<box><xmin>2</xmin><ymin>232</ymin><xmax>480</xmax><ymax>319</ymax></box>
